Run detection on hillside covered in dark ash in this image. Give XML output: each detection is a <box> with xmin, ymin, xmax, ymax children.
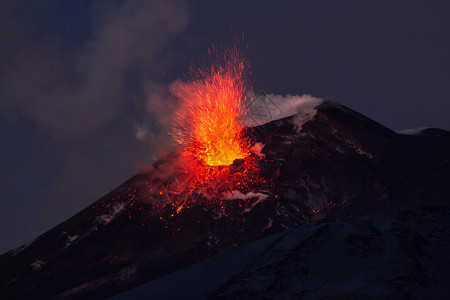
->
<box><xmin>1</xmin><ymin>102</ymin><xmax>449</xmax><ymax>299</ymax></box>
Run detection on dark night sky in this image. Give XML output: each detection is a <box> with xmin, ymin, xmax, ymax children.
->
<box><xmin>1</xmin><ymin>0</ymin><xmax>449</xmax><ymax>253</ymax></box>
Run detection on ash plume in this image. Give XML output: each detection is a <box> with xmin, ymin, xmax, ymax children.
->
<box><xmin>0</xmin><ymin>0</ymin><xmax>190</xmax><ymax>251</ymax></box>
<box><xmin>2</xmin><ymin>0</ymin><xmax>189</xmax><ymax>136</ymax></box>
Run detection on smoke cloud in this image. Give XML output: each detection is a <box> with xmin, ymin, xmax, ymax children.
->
<box><xmin>396</xmin><ymin>127</ymin><xmax>428</xmax><ymax>135</ymax></box>
<box><xmin>243</xmin><ymin>93</ymin><xmax>323</xmax><ymax>127</ymax></box>
<box><xmin>0</xmin><ymin>0</ymin><xmax>190</xmax><ymax>252</ymax></box>
<box><xmin>2</xmin><ymin>0</ymin><xmax>189</xmax><ymax>136</ymax></box>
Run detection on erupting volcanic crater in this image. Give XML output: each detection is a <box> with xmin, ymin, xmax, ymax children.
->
<box><xmin>143</xmin><ymin>47</ymin><xmax>274</xmax><ymax>216</ymax></box>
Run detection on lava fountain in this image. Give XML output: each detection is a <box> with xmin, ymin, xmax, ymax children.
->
<box><xmin>171</xmin><ymin>46</ymin><xmax>250</xmax><ymax>166</ymax></box>
<box><xmin>157</xmin><ymin>45</ymin><xmax>269</xmax><ymax>212</ymax></box>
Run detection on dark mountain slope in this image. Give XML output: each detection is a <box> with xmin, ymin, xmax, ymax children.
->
<box><xmin>1</xmin><ymin>102</ymin><xmax>449</xmax><ymax>299</ymax></box>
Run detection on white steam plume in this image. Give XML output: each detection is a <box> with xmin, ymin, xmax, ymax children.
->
<box><xmin>243</xmin><ymin>92</ymin><xmax>324</xmax><ymax>127</ymax></box>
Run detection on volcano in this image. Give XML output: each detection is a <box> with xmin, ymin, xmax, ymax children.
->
<box><xmin>1</xmin><ymin>102</ymin><xmax>450</xmax><ymax>299</ymax></box>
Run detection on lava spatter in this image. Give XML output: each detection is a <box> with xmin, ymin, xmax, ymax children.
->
<box><xmin>172</xmin><ymin>46</ymin><xmax>251</xmax><ymax>167</ymax></box>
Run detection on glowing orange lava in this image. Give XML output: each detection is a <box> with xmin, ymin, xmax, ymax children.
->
<box><xmin>172</xmin><ymin>47</ymin><xmax>250</xmax><ymax>166</ymax></box>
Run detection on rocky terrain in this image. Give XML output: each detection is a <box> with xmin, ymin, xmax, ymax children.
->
<box><xmin>1</xmin><ymin>102</ymin><xmax>449</xmax><ymax>299</ymax></box>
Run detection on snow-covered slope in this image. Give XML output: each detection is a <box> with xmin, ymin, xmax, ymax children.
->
<box><xmin>112</xmin><ymin>207</ymin><xmax>450</xmax><ymax>299</ymax></box>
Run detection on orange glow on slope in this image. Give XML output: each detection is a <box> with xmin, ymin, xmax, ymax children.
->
<box><xmin>155</xmin><ymin>154</ymin><xmax>267</xmax><ymax>215</ymax></box>
<box><xmin>172</xmin><ymin>47</ymin><xmax>250</xmax><ymax>166</ymax></box>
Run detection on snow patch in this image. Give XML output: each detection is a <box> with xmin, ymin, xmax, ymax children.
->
<box><xmin>5</xmin><ymin>278</ymin><xmax>17</xmax><ymax>285</ymax></box>
<box><xmin>263</xmin><ymin>218</ymin><xmax>273</xmax><ymax>231</ymax></box>
<box><xmin>65</xmin><ymin>235</ymin><xmax>79</xmax><ymax>248</ymax></box>
<box><xmin>345</xmin><ymin>140</ymin><xmax>374</xmax><ymax>159</ymax></box>
<box><xmin>30</xmin><ymin>259</ymin><xmax>46</xmax><ymax>271</ymax></box>
<box><xmin>355</xmin><ymin>148</ymin><xmax>373</xmax><ymax>158</ymax></box>
<box><xmin>56</xmin><ymin>267</ymin><xmax>137</xmax><ymax>299</ymax></box>
<box><xmin>11</xmin><ymin>239</ymin><xmax>34</xmax><ymax>256</ymax></box>
<box><xmin>223</xmin><ymin>191</ymin><xmax>269</xmax><ymax>213</ymax></box>
<box><xmin>95</xmin><ymin>202</ymin><xmax>125</xmax><ymax>226</ymax></box>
